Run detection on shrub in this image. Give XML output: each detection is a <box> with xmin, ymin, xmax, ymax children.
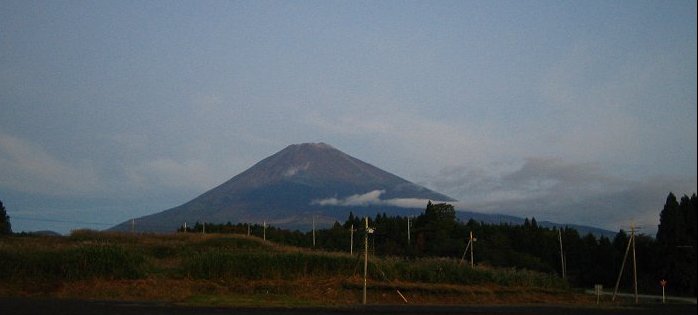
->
<box><xmin>0</xmin><ymin>244</ymin><xmax>147</xmax><ymax>281</ymax></box>
<box><xmin>184</xmin><ymin>252</ymin><xmax>357</xmax><ymax>280</ymax></box>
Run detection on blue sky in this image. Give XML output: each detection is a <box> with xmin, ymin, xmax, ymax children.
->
<box><xmin>1</xmin><ymin>0</ymin><xmax>696</xmax><ymax>235</ymax></box>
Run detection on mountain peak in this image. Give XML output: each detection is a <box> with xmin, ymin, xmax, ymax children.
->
<box><xmin>287</xmin><ymin>142</ymin><xmax>335</xmax><ymax>150</ymax></box>
<box><xmin>111</xmin><ymin>143</ymin><xmax>454</xmax><ymax>232</ymax></box>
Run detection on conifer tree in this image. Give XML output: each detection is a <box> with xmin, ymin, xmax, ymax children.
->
<box><xmin>0</xmin><ymin>200</ymin><xmax>11</xmax><ymax>235</ymax></box>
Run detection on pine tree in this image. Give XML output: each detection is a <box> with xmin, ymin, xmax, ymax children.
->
<box><xmin>656</xmin><ymin>192</ymin><xmax>697</xmax><ymax>295</ymax></box>
<box><xmin>657</xmin><ymin>192</ymin><xmax>679</xmax><ymax>246</ymax></box>
<box><xmin>0</xmin><ymin>200</ymin><xmax>11</xmax><ymax>235</ymax></box>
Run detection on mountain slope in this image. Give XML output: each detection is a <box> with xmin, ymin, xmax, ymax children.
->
<box><xmin>110</xmin><ymin>143</ymin><xmax>615</xmax><ymax>237</ymax></box>
<box><xmin>111</xmin><ymin>143</ymin><xmax>454</xmax><ymax>232</ymax></box>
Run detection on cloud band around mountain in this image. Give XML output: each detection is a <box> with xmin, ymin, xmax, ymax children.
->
<box><xmin>311</xmin><ymin>189</ymin><xmax>449</xmax><ymax>209</ymax></box>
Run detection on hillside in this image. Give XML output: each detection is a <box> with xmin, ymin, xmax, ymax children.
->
<box><xmin>0</xmin><ymin>231</ymin><xmax>584</xmax><ymax>306</ymax></box>
<box><xmin>111</xmin><ymin>143</ymin><xmax>454</xmax><ymax>232</ymax></box>
<box><xmin>110</xmin><ymin>143</ymin><xmax>614</xmax><ymax>237</ymax></box>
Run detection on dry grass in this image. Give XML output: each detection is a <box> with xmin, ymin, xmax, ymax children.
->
<box><xmin>0</xmin><ymin>232</ymin><xmax>589</xmax><ymax>306</ymax></box>
<box><xmin>42</xmin><ymin>276</ymin><xmax>592</xmax><ymax>306</ymax></box>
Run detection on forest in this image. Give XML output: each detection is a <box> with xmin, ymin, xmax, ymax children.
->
<box><xmin>183</xmin><ymin>192</ymin><xmax>696</xmax><ymax>297</ymax></box>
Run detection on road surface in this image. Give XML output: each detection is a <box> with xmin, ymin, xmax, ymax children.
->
<box><xmin>584</xmin><ymin>289</ymin><xmax>697</xmax><ymax>304</ymax></box>
<box><xmin>0</xmin><ymin>298</ymin><xmax>696</xmax><ymax>315</ymax></box>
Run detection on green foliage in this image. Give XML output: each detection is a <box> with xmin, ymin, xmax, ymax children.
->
<box><xmin>182</xmin><ymin>249</ymin><xmax>565</xmax><ymax>289</ymax></box>
<box><xmin>192</xmin><ymin>194</ymin><xmax>696</xmax><ymax>296</ymax></box>
<box><xmin>0</xmin><ymin>232</ymin><xmax>569</xmax><ymax>295</ymax></box>
<box><xmin>656</xmin><ymin>193</ymin><xmax>697</xmax><ymax>296</ymax></box>
<box><xmin>388</xmin><ymin>256</ymin><xmax>565</xmax><ymax>288</ymax></box>
<box><xmin>414</xmin><ymin>202</ymin><xmax>460</xmax><ymax>256</ymax></box>
<box><xmin>184</xmin><ymin>252</ymin><xmax>357</xmax><ymax>280</ymax></box>
<box><xmin>0</xmin><ymin>244</ymin><xmax>147</xmax><ymax>281</ymax></box>
<box><xmin>0</xmin><ymin>200</ymin><xmax>11</xmax><ymax>235</ymax></box>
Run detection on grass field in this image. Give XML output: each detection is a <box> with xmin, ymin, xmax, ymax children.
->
<box><xmin>0</xmin><ymin>231</ymin><xmax>590</xmax><ymax>306</ymax></box>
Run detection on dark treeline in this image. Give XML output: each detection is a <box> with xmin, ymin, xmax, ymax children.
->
<box><xmin>180</xmin><ymin>193</ymin><xmax>696</xmax><ymax>296</ymax></box>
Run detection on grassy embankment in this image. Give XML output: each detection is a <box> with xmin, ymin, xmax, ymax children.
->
<box><xmin>0</xmin><ymin>231</ymin><xmax>588</xmax><ymax>306</ymax></box>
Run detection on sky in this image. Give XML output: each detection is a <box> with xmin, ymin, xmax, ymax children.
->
<box><xmin>1</xmin><ymin>0</ymin><xmax>696</xmax><ymax>235</ymax></box>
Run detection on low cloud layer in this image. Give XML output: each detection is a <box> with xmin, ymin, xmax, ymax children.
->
<box><xmin>0</xmin><ymin>133</ymin><xmax>103</xmax><ymax>196</ymax></box>
<box><xmin>311</xmin><ymin>189</ymin><xmax>447</xmax><ymax>209</ymax></box>
<box><xmin>422</xmin><ymin>158</ymin><xmax>696</xmax><ymax>234</ymax></box>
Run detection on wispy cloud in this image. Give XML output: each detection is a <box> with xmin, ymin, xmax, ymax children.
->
<box><xmin>283</xmin><ymin>162</ymin><xmax>310</xmax><ymax>177</ymax></box>
<box><xmin>423</xmin><ymin>158</ymin><xmax>697</xmax><ymax>234</ymax></box>
<box><xmin>0</xmin><ymin>132</ymin><xmax>103</xmax><ymax>196</ymax></box>
<box><xmin>122</xmin><ymin>157</ymin><xmax>218</xmax><ymax>193</ymax></box>
<box><xmin>311</xmin><ymin>189</ymin><xmax>447</xmax><ymax>209</ymax></box>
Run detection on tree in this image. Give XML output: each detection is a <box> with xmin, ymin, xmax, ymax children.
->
<box><xmin>0</xmin><ymin>200</ymin><xmax>11</xmax><ymax>235</ymax></box>
<box><xmin>656</xmin><ymin>193</ymin><xmax>680</xmax><ymax>246</ymax></box>
<box><xmin>415</xmin><ymin>202</ymin><xmax>459</xmax><ymax>256</ymax></box>
<box><xmin>656</xmin><ymin>192</ymin><xmax>697</xmax><ymax>296</ymax></box>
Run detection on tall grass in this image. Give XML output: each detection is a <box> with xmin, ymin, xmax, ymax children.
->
<box><xmin>183</xmin><ymin>250</ymin><xmax>566</xmax><ymax>289</ymax></box>
<box><xmin>375</xmin><ymin>257</ymin><xmax>567</xmax><ymax>289</ymax></box>
<box><xmin>184</xmin><ymin>252</ymin><xmax>358</xmax><ymax>280</ymax></box>
<box><xmin>0</xmin><ymin>244</ymin><xmax>147</xmax><ymax>281</ymax></box>
<box><xmin>1</xmin><ymin>233</ymin><xmax>566</xmax><ymax>291</ymax></box>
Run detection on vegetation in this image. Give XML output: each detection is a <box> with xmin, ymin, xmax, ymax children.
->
<box><xmin>1</xmin><ymin>192</ymin><xmax>694</xmax><ymax>305</ymax></box>
<box><xmin>191</xmin><ymin>193</ymin><xmax>697</xmax><ymax>297</ymax></box>
<box><xmin>0</xmin><ymin>200</ymin><xmax>11</xmax><ymax>235</ymax></box>
<box><xmin>0</xmin><ymin>230</ymin><xmax>575</xmax><ymax>305</ymax></box>
<box><xmin>656</xmin><ymin>193</ymin><xmax>697</xmax><ymax>296</ymax></box>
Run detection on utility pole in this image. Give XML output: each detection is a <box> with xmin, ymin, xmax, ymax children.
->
<box><xmin>631</xmin><ymin>225</ymin><xmax>638</xmax><ymax>304</ymax></box>
<box><xmin>131</xmin><ymin>218</ymin><xmax>135</xmax><ymax>234</ymax></box>
<box><xmin>469</xmin><ymin>231</ymin><xmax>475</xmax><ymax>268</ymax></box>
<box><xmin>184</xmin><ymin>221</ymin><xmax>187</xmax><ymax>232</ymax></box>
<box><xmin>312</xmin><ymin>216</ymin><xmax>316</xmax><ymax>247</ymax></box>
<box><xmin>460</xmin><ymin>231</ymin><xmax>476</xmax><ymax>268</ymax></box>
<box><xmin>558</xmin><ymin>228</ymin><xmax>566</xmax><ymax>279</ymax></box>
<box><xmin>363</xmin><ymin>217</ymin><xmax>374</xmax><ymax>305</ymax></box>
<box><xmin>407</xmin><ymin>216</ymin><xmax>411</xmax><ymax>246</ymax></box>
<box><xmin>363</xmin><ymin>217</ymin><xmax>368</xmax><ymax>305</ymax></box>
<box><xmin>202</xmin><ymin>222</ymin><xmax>206</xmax><ymax>234</ymax></box>
<box><xmin>263</xmin><ymin>221</ymin><xmax>266</xmax><ymax>241</ymax></box>
<box><xmin>349</xmin><ymin>224</ymin><xmax>356</xmax><ymax>255</ymax></box>
<box><xmin>247</xmin><ymin>223</ymin><xmax>250</xmax><ymax>236</ymax></box>
<box><xmin>612</xmin><ymin>224</ymin><xmax>639</xmax><ymax>304</ymax></box>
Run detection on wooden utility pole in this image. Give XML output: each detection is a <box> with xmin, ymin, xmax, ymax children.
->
<box><xmin>469</xmin><ymin>231</ymin><xmax>475</xmax><ymax>268</ymax></box>
<box><xmin>202</xmin><ymin>222</ymin><xmax>206</xmax><ymax>234</ymax></box>
<box><xmin>612</xmin><ymin>225</ymin><xmax>639</xmax><ymax>304</ymax></box>
<box><xmin>247</xmin><ymin>223</ymin><xmax>250</xmax><ymax>236</ymax></box>
<box><xmin>349</xmin><ymin>224</ymin><xmax>356</xmax><ymax>255</ymax></box>
<box><xmin>460</xmin><ymin>231</ymin><xmax>476</xmax><ymax>268</ymax></box>
<box><xmin>558</xmin><ymin>228</ymin><xmax>566</xmax><ymax>279</ymax></box>
<box><xmin>363</xmin><ymin>217</ymin><xmax>369</xmax><ymax>305</ymax></box>
<box><xmin>631</xmin><ymin>225</ymin><xmax>638</xmax><ymax>304</ymax></box>
<box><xmin>407</xmin><ymin>216</ymin><xmax>411</xmax><ymax>246</ymax></box>
<box><xmin>131</xmin><ymin>218</ymin><xmax>135</xmax><ymax>233</ymax></box>
<box><xmin>263</xmin><ymin>221</ymin><xmax>266</xmax><ymax>241</ymax></box>
<box><xmin>312</xmin><ymin>216</ymin><xmax>316</xmax><ymax>247</ymax></box>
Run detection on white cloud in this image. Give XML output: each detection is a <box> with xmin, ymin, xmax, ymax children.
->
<box><xmin>312</xmin><ymin>190</ymin><xmax>385</xmax><ymax>206</ymax></box>
<box><xmin>425</xmin><ymin>158</ymin><xmax>697</xmax><ymax>234</ymax></box>
<box><xmin>311</xmin><ymin>189</ymin><xmax>448</xmax><ymax>209</ymax></box>
<box><xmin>122</xmin><ymin>157</ymin><xmax>221</xmax><ymax>193</ymax></box>
<box><xmin>283</xmin><ymin>162</ymin><xmax>310</xmax><ymax>177</ymax></box>
<box><xmin>0</xmin><ymin>132</ymin><xmax>103</xmax><ymax>196</ymax></box>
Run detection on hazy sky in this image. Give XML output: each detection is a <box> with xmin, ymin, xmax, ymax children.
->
<box><xmin>2</xmin><ymin>0</ymin><xmax>696</xmax><ymax>235</ymax></box>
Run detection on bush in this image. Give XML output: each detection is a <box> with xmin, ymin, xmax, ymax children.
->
<box><xmin>184</xmin><ymin>252</ymin><xmax>357</xmax><ymax>280</ymax></box>
<box><xmin>0</xmin><ymin>244</ymin><xmax>147</xmax><ymax>281</ymax></box>
<box><xmin>372</xmin><ymin>257</ymin><xmax>567</xmax><ymax>289</ymax></box>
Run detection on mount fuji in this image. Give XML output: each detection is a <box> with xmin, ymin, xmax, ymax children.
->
<box><xmin>110</xmin><ymin>143</ymin><xmax>613</xmax><ymax>237</ymax></box>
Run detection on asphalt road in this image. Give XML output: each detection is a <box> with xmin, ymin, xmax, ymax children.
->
<box><xmin>587</xmin><ymin>290</ymin><xmax>698</xmax><ymax>304</ymax></box>
<box><xmin>0</xmin><ymin>298</ymin><xmax>696</xmax><ymax>315</ymax></box>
